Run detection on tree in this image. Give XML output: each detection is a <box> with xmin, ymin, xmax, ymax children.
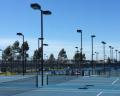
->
<box><xmin>12</xmin><ymin>41</ymin><xmax>19</xmax><ymax>50</ymax></box>
<box><xmin>12</xmin><ymin>41</ymin><xmax>21</xmax><ymax>60</ymax></box>
<box><xmin>2</xmin><ymin>41</ymin><xmax>30</xmax><ymax>61</ymax></box>
<box><xmin>33</xmin><ymin>47</ymin><xmax>42</xmax><ymax>61</ymax></box>
<box><xmin>3</xmin><ymin>46</ymin><xmax>12</xmax><ymax>61</ymax></box>
<box><xmin>58</xmin><ymin>48</ymin><xmax>68</xmax><ymax>63</ymax></box>
<box><xmin>74</xmin><ymin>52</ymin><xmax>80</xmax><ymax>62</ymax></box>
<box><xmin>21</xmin><ymin>41</ymin><xmax>29</xmax><ymax>60</ymax></box>
<box><xmin>107</xmin><ymin>57</ymin><xmax>111</xmax><ymax>63</ymax></box>
<box><xmin>73</xmin><ymin>52</ymin><xmax>86</xmax><ymax>63</ymax></box>
<box><xmin>48</xmin><ymin>54</ymin><xmax>55</xmax><ymax>64</ymax></box>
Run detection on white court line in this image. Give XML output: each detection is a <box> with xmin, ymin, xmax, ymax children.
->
<box><xmin>35</xmin><ymin>88</ymin><xmax>99</xmax><ymax>93</ymax></box>
<box><xmin>96</xmin><ymin>91</ymin><xmax>103</xmax><ymax>96</ymax></box>
<box><xmin>112</xmin><ymin>78</ymin><xmax>119</xmax><ymax>85</ymax></box>
<box><xmin>35</xmin><ymin>89</ymin><xmax>89</xmax><ymax>93</ymax></box>
<box><xmin>83</xmin><ymin>76</ymin><xmax>90</xmax><ymax>78</ymax></box>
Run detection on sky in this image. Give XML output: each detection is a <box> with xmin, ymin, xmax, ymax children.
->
<box><xmin>0</xmin><ymin>0</ymin><xmax>120</xmax><ymax>60</ymax></box>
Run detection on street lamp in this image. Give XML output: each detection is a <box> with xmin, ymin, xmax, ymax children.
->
<box><xmin>31</xmin><ymin>3</ymin><xmax>51</xmax><ymax>87</ymax></box>
<box><xmin>16</xmin><ymin>32</ymin><xmax>25</xmax><ymax>76</ymax></box>
<box><xmin>101</xmin><ymin>41</ymin><xmax>106</xmax><ymax>71</ymax></box>
<box><xmin>91</xmin><ymin>35</ymin><xmax>96</xmax><ymax>74</ymax></box>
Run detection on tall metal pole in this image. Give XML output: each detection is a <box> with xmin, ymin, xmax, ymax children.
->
<box><xmin>103</xmin><ymin>44</ymin><xmax>105</xmax><ymax>64</ymax></box>
<box><xmin>77</xmin><ymin>30</ymin><xmax>83</xmax><ymax>74</ymax></box>
<box><xmin>119</xmin><ymin>51</ymin><xmax>120</xmax><ymax>62</ymax></box>
<box><xmin>91</xmin><ymin>35</ymin><xmax>96</xmax><ymax>74</ymax></box>
<box><xmin>115</xmin><ymin>50</ymin><xmax>118</xmax><ymax>62</ymax></box>
<box><xmin>80</xmin><ymin>31</ymin><xmax>83</xmax><ymax>75</ymax></box>
<box><xmin>75</xmin><ymin>47</ymin><xmax>79</xmax><ymax>70</ymax></box>
<box><xmin>103</xmin><ymin>42</ymin><xmax>105</xmax><ymax>71</ymax></box>
<box><xmin>81</xmin><ymin>31</ymin><xmax>82</xmax><ymax>61</ymax></box>
<box><xmin>31</xmin><ymin>3</ymin><xmax>51</xmax><ymax>87</ymax></box>
<box><xmin>109</xmin><ymin>46</ymin><xmax>112</xmax><ymax>62</ymax></box>
<box><xmin>101</xmin><ymin>41</ymin><xmax>106</xmax><ymax>72</ymax></box>
<box><xmin>22</xmin><ymin>35</ymin><xmax>25</xmax><ymax>76</ymax></box>
<box><xmin>35</xmin><ymin>38</ymin><xmax>40</xmax><ymax>88</ymax></box>
<box><xmin>92</xmin><ymin>37</ymin><xmax>93</xmax><ymax>73</ymax></box>
<box><xmin>16</xmin><ymin>33</ymin><xmax>25</xmax><ymax>76</ymax></box>
<box><xmin>41</xmin><ymin>10</ymin><xmax>44</xmax><ymax>86</ymax></box>
<box><xmin>111</xmin><ymin>47</ymin><xmax>114</xmax><ymax>63</ymax></box>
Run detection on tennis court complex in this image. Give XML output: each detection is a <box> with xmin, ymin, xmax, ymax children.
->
<box><xmin>1</xmin><ymin>74</ymin><xmax>120</xmax><ymax>96</ymax></box>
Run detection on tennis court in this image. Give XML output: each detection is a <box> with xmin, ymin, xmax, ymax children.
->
<box><xmin>0</xmin><ymin>75</ymin><xmax>38</xmax><ymax>96</ymax></box>
<box><xmin>1</xmin><ymin>75</ymin><xmax>119</xmax><ymax>96</ymax></box>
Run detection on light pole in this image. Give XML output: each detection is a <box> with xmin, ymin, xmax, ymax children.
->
<box><xmin>77</xmin><ymin>30</ymin><xmax>83</xmax><ymax>75</ymax></box>
<box><xmin>115</xmin><ymin>49</ymin><xmax>118</xmax><ymax>62</ymax></box>
<box><xmin>109</xmin><ymin>46</ymin><xmax>112</xmax><ymax>62</ymax></box>
<box><xmin>111</xmin><ymin>47</ymin><xmax>114</xmax><ymax>63</ymax></box>
<box><xmin>38</xmin><ymin>38</ymin><xmax>48</xmax><ymax>49</ymax></box>
<box><xmin>101</xmin><ymin>41</ymin><xmax>106</xmax><ymax>71</ymax></box>
<box><xmin>91</xmin><ymin>35</ymin><xmax>96</xmax><ymax>74</ymax></box>
<box><xmin>31</xmin><ymin>3</ymin><xmax>51</xmax><ymax>87</ymax></box>
<box><xmin>77</xmin><ymin>29</ymin><xmax>82</xmax><ymax>61</ymax></box>
<box><xmin>17</xmin><ymin>32</ymin><xmax>25</xmax><ymax>76</ymax></box>
<box><xmin>75</xmin><ymin>46</ymin><xmax>79</xmax><ymax>70</ymax></box>
<box><xmin>118</xmin><ymin>51</ymin><xmax>120</xmax><ymax>62</ymax></box>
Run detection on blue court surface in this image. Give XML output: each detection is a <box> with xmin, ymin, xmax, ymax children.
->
<box><xmin>1</xmin><ymin>75</ymin><xmax>120</xmax><ymax>96</ymax></box>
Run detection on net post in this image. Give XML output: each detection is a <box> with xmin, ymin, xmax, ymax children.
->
<box><xmin>46</xmin><ymin>74</ymin><xmax>48</xmax><ymax>85</ymax></box>
<box><xmin>36</xmin><ymin>72</ymin><xmax>39</xmax><ymax>88</ymax></box>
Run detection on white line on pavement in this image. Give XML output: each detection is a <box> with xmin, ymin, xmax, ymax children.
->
<box><xmin>34</xmin><ymin>88</ymin><xmax>99</xmax><ymax>93</ymax></box>
<box><xmin>112</xmin><ymin>78</ymin><xmax>119</xmax><ymax>85</ymax></box>
<box><xmin>96</xmin><ymin>91</ymin><xmax>103</xmax><ymax>96</ymax></box>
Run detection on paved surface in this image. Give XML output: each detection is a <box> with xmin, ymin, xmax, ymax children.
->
<box><xmin>1</xmin><ymin>75</ymin><xmax>120</xmax><ymax>96</ymax></box>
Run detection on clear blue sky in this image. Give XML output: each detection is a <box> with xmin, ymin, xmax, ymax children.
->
<box><xmin>0</xmin><ymin>0</ymin><xmax>120</xmax><ymax>60</ymax></box>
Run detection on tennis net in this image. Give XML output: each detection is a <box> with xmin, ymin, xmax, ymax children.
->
<box><xmin>47</xmin><ymin>75</ymin><xmax>79</xmax><ymax>85</ymax></box>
